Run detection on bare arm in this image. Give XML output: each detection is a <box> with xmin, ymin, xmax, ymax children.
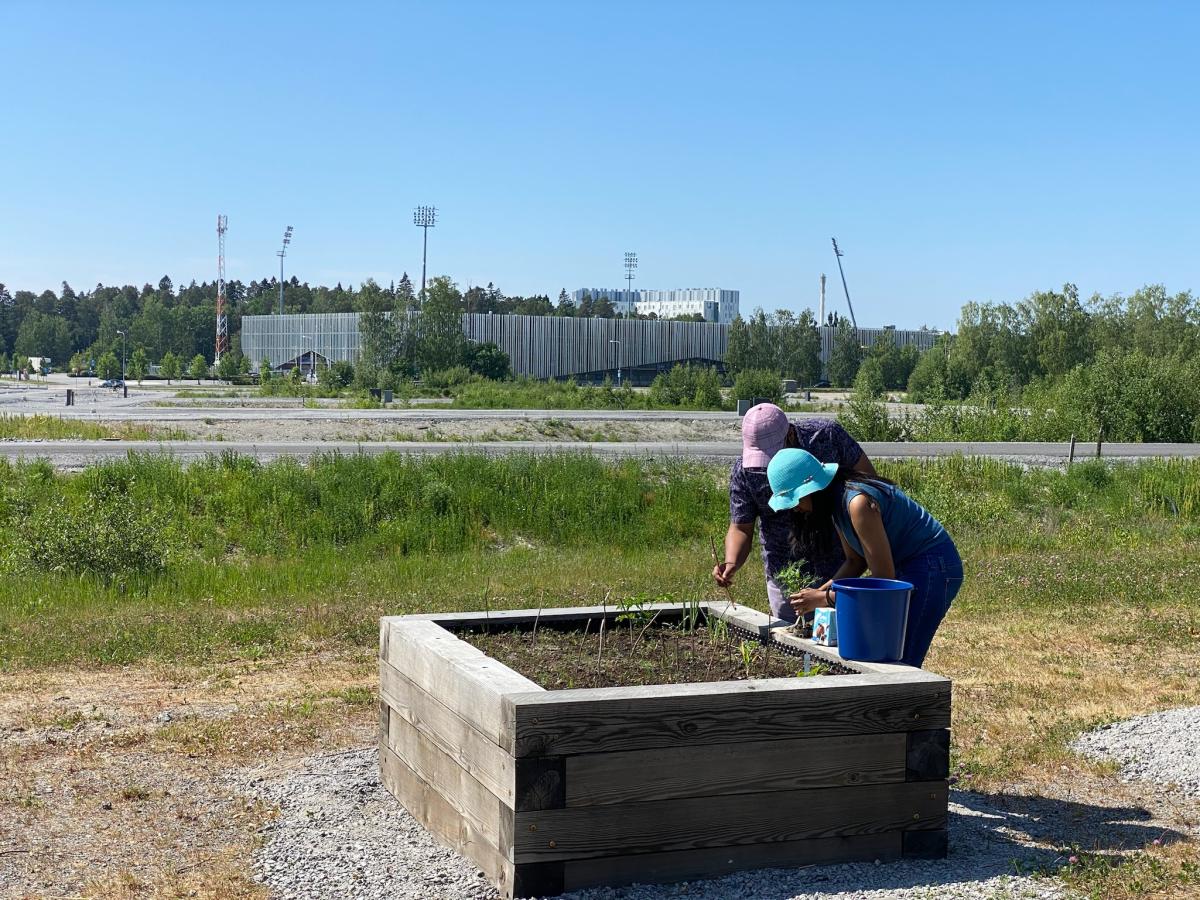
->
<box><xmin>847</xmin><ymin>493</ymin><xmax>895</xmax><ymax>579</ymax></box>
<box><xmin>713</xmin><ymin>521</ymin><xmax>755</xmax><ymax>587</ymax></box>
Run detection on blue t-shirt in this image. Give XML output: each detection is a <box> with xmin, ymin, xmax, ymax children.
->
<box><xmin>833</xmin><ymin>481</ymin><xmax>950</xmax><ymax>566</ymax></box>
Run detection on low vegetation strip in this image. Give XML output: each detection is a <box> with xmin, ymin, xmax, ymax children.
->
<box><xmin>0</xmin><ymin>413</ymin><xmax>178</xmax><ymax>442</ymax></box>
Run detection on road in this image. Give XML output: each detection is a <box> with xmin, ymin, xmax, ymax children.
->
<box><xmin>1</xmin><ymin>439</ymin><xmax>1197</xmax><ymax>469</ymax></box>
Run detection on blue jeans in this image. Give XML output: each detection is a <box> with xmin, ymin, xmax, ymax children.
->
<box><xmin>895</xmin><ymin>540</ymin><xmax>963</xmax><ymax>667</ymax></box>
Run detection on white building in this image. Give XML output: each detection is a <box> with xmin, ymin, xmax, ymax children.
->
<box><xmin>572</xmin><ymin>288</ymin><xmax>739</xmax><ymax>323</ymax></box>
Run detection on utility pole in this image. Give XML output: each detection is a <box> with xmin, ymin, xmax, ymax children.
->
<box><xmin>215</xmin><ymin>215</ymin><xmax>228</xmax><ymax>363</ymax></box>
<box><xmin>819</xmin><ymin>273</ymin><xmax>826</xmax><ymax>325</ymax></box>
<box><xmin>831</xmin><ymin>238</ymin><xmax>858</xmax><ymax>330</ymax></box>
<box><xmin>414</xmin><ymin>206</ymin><xmax>437</xmax><ymax>303</ymax></box>
<box><xmin>277</xmin><ymin>226</ymin><xmax>293</xmax><ymax>315</ymax></box>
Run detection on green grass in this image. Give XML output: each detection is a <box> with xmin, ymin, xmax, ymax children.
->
<box><xmin>0</xmin><ymin>413</ymin><xmax>184</xmax><ymax>441</ymax></box>
<box><xmin>1</xmin><ymin>452</ymin><xmax>1197</xmax><ymax>667</ymax></box>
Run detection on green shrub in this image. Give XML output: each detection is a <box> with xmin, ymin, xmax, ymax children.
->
<box><xmin>422</xmin><ymin>366</ymin><xmax>480</xmax><ymax>392</ymax></box>
<box><xmin>853</xmin><ymin>357</ymin><xmax>885</xmax><ymax>399</ymax></box>
<box><xmin>731</xmin><ymin>369</ymin><xmax>782</xmax><ymax>405</ymax></box>
<box><xmin>15</xmin><ymin>493</ymin><xmax>174</xmax><ymax>581</ymax></box>
<box><xmin>647</xmin><ymin>364</ymin><xmax>724</xmax><ymax>409</ymax></box>
<box><xmin>838</xmin><ymin>393</ymin><xmax>900</xmax><ymax>441</ymax></box>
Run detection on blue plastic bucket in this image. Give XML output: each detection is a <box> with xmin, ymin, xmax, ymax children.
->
<box><xmin>831</xmin><ymin>577</ymin><xmax>914</xmax><ymax>663</ymax></box>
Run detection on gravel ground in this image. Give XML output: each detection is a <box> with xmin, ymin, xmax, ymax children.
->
<box><xmin>244</xmin><ymin>749</ymin><xmax>1076</xmax><ymax>900</ymax></box>
<box><xmin>1074</xmin><ymin>706</ymin><xmax>1200</xmax><ymax>798</ymax></box>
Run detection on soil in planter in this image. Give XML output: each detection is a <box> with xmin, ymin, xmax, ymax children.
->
<box><xmin>460</xmin><ymin>616</ymin><xmax>837</xmax><ymax>690</ymax></box>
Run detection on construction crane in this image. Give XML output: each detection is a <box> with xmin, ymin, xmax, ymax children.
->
<box><xmin>830</xmin><ymin>237</ymin><xmax>858</xmax><ymax>330</ymax></box>
<box><xmin>215</xmin><ymin>215</ymin><xmax>228</xmax><ymax>363</ymax></box>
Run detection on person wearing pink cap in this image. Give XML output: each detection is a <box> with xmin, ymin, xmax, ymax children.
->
<box><xmin>712</xmin><ymin>403</ymin><xmax>875</xmax><ymax>622</ymax></box>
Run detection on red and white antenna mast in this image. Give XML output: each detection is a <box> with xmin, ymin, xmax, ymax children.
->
<box><xmin>215</xmin><ymin>215</ymin><xmax>229</xmax><ymax>362</ymax></box>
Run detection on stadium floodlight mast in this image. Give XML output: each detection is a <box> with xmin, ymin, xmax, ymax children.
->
<box><xmin>277</xmin><ymin>226</ymin><xmax>294</xmax><ymax>315</ymax></box>
<box><xmin>624</xmin><ymin>251</ymin><xmax>637</xmax><ymax>304</ymax></box>
<box><xmin>830</xmin><ymin>237</ymin><xmax>859</xmax><ymax>331</ymax></box>
<box><xmin>414</xmin><ymin>206</ymin><xmax>437</xmax><ymax>303</ymax></box>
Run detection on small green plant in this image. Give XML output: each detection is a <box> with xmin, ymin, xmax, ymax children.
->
<box><xmin>796</xmin><ymin>662</ymin><xmax>831</xmax><ymax>678</ymax></box>
<box><xmin>615</xmin><ymin>595</ymin><xmax>654</xmax><ymax>627</ymax></box>
<box><xmin>708</xmin><ymin>617</ymin><xmax>730</xmax><ymax>645</ymax></box>
<box><xmin>738</xmin><ymin>640</ymin><xmax>757</xmax><ymax>678</ymax></box>
<box><xmin>120</xmin><ymin>784</ymin><xmax>151</xmax><ymax>801</ymax></box>
<box><xmin>775</xmin><ymin>559</ymin><xmax>813</xmax><ymax>595</ymax></box>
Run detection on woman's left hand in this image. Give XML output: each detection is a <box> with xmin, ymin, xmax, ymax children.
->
<box><xmin>788</xmin><ymin>588</ymin><xmax>831</xmax><ymax>616</ymax></box>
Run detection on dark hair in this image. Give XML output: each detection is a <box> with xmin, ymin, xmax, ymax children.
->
<box><xmin>789</xmin><ymin>466</ymin><xmax>895</xmax><ymax>554</ymax></box>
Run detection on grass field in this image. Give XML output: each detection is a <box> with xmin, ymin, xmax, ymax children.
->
<box><xmin>1</xmin><ymin>452</ymin><xmax>1198</xmax><ymax>897</ymax></box>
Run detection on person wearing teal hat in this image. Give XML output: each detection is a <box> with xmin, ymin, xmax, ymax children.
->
<box><xmin>766</xmin><ymin>448</ymin><xmax>963</xmax><ymax>667</ymax></box>
<box><xmin>713</xmin><ymin>403</ymin><xmax>876</xmax><ymax>623</ymax></box>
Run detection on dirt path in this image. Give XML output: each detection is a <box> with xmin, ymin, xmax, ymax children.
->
<box><xmin>0</xmin><ymin>653</ymin><xmax>376</xmax><ymax>899</ymax></box>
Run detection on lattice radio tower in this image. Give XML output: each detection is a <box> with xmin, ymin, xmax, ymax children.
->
<box><xmin>215</xmin><ymin>215</ymin><xmax>229</xmax><ymax>362</ymax></box>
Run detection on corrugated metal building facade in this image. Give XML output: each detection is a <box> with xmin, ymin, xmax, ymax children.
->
<box><xmin>241</xmin><ymin>312</ymin><xmax>941</xmax><ymax>381</ymax></box>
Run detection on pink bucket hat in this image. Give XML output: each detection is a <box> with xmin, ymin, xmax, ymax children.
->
<box><xmin>741</xmin><ymin>403</ymin><xmax>790</xmax><ymax>468</ymax></box>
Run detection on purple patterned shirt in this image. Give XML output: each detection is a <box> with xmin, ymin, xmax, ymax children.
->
<box><xmin>729</xmin><ymin>418</ymin><xmax>865</xmax><ymax>620</ymax></box>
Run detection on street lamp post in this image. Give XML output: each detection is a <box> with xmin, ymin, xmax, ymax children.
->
<box><xmin>116</xmin><ymin>329</ymin><xmax>127</xmax><ymax>398</ymax></box>
<box><xmin>609</xmin><ymin>339</ymin><xmax>622</xmax><ymax>388</ymax></box>
<box><xmin>299</xmin><ymin>334</ymin><xmax>314</xmax><ymax>379</ymax></box>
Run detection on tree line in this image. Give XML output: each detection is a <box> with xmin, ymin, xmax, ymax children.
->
<box><xmin>0</xmin><ymin>274</ymin><xmax>683</xmax><ymax>379</ymax></box>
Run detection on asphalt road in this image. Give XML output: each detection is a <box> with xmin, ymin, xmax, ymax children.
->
<box><xmin>1</xmin><ymin>439</ymin><xmax>1197</xmax><ymax>469</ymax></box>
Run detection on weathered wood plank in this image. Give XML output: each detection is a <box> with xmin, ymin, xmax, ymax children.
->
<box><xmin>386</xmin><ymin>710</ymin><xmax>509</xmax><ymax>848</ymax></box>
<box><xmin>507</xmin><ymin>674</ymin><xmax>951</xmax><ymax>757</ymax></box>
<box><xmin>380</xmin><ymin>659</ymin><xmax>515</xmax><ymax>805</ymax></box>
<box><xmin>511</xmin><ymin>861</ymin><xmax>564</xmax><ymax>899</ymax></box>
<box><xmin>906</xmin><ymin>729</ymin><xmax>950</xmax><ymax>782</ymax></box>
<box><xmin>564</xmin><ymin>733</ymin><xmax>906</xmax><ymax>806</ymax></box>
<box><xmin>902</xmin><ymin>824</ymin><xmax>949</xmax><ymax>858</ymax></box>
<box><xmin>514</xmin><ymin>782</ymin><xmax>947</xmax><ymax>863</ymax></box>
<box><xmin>562</xmin><ymin>831</ymin><xmax>903</xmax><ymax>891</ymax></box>
<box><xmin>515</xmin><ymin>757</ymin><xmax>565</xmax><ymax>812</ymax></box>
<box><xmin>379</xmin><ymin>743</ymin><xmax>514</xmax><ymax>895</ymax></box>
<box><xmin>384</xmin><ymin>618</ymin><xmax>541</xmax><ymax>747</ymax></box>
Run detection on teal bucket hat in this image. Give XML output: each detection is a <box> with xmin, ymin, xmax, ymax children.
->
<box><xmin>767</xmin><ymin>448</ymin><xmax>840</xmax><ymax>512</ymax></box>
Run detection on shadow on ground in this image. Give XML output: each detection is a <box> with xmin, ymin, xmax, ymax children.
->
<box><xmin>582</xmin><ymin>788</ymin><xmax>1189</xmax><ymax>900</ymax></box>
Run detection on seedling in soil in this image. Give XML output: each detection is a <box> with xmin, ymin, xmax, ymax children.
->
<box><xmin>616</xmin><ymin>595</ymin><xmax>656</xmax><ymax>648</ymax></box>
<box><xmin>708</xmin><ymin>617</ymin><xmax>729</xmax><ymax>645</ymax></box>
<box><xmin>797</xmin><ymin>661</ymin><xmax>831</xmax><ymax>678</ymax></box>
<box><xmin>738</xmin><ymin>640</ymin><xmax>757</xmax><ymax>679</ymax></box>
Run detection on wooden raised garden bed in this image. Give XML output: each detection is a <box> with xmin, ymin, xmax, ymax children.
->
<box><xmin>378</xmin><ymin>602</ymin><xmax>951</xmax><ymax>899</ymax></box>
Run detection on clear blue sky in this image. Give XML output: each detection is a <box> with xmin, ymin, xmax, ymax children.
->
<box><xmin>3</xmin><ymin>1</ymin><xmax>1198</xmax><ymax>329</ymax></box>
